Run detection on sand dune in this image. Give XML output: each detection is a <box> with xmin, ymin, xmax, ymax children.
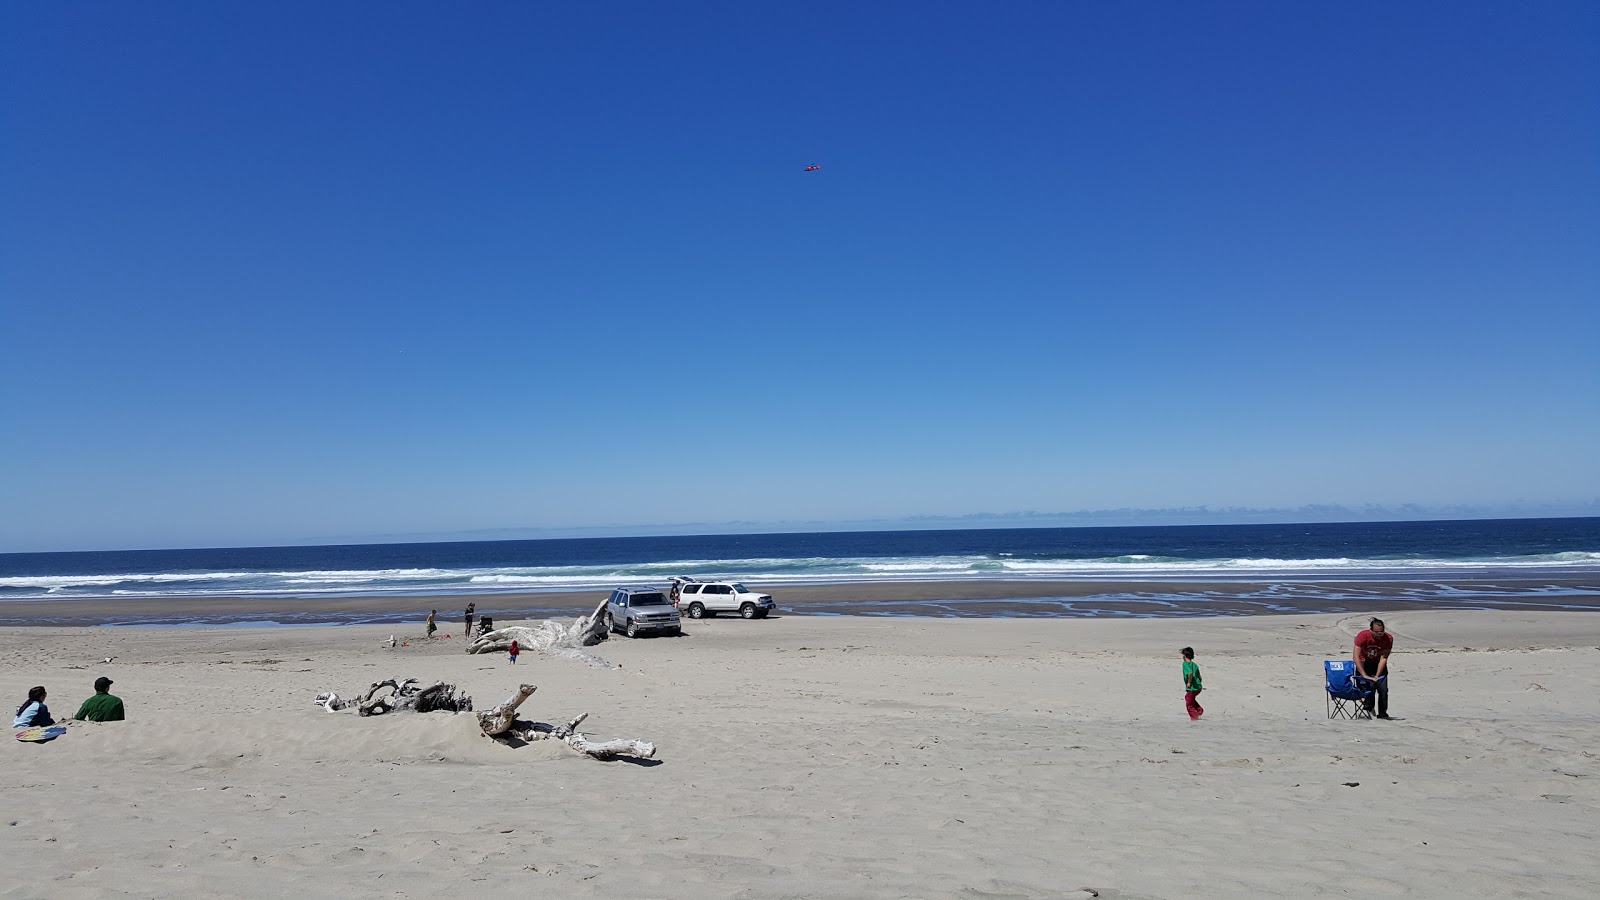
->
<box><xmin>4</xmin><ymin>610</ymin><xmax>1599</xmax><ymax>898</ymax></box>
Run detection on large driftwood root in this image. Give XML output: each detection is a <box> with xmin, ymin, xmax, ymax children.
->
<box><xmin>476</xmin><ymin>684</ymin><xmax>537</xmax><ymax>736</ymax></box>
<box><xmin>464</xmin><ymin>599</ymin><xmax>612</xmax><ymax>666</ymax></box>
<box><xmin>314</xmin><ymin>677</ymin><xmax>472</xmax><ymax>715</ymax></box>
<box><xmin>476</xmin><ymin>686</ymin><xmax>656</xmax><ymax>760</ymax></box>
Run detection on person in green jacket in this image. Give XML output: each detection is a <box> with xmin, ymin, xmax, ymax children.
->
<box><xmin>75</xmin><ymin>676</ymin><xmax>125</xmax><ymax>722</ymax></box>
<box><xmin>1181</xmin><ymin>647</ymin><xmax>1203</xmax><ymax>720</ymax></box>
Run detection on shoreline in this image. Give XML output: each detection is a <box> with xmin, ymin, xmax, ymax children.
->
<box><xmin>3</xmin><ymin>575</ymin><xmax>1598</xmax><ymax>627</ymax></box>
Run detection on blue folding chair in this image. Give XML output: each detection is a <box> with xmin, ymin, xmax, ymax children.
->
<box><xmin>1325</xmin><ymin>660</ymin><xmax>1375</xmax><ymax>719</ymax></box>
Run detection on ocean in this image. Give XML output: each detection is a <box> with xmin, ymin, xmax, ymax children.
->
<box><xmin>2</xmin><ymin>518</ymin><xmax>1598</xmax><ymax>626</ymax></box>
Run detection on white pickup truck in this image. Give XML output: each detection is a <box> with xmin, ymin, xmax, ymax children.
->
<box><xmin>670</xmin><ymin>578</ymin><xmax>776</xmax><ymax>620</ymax></box>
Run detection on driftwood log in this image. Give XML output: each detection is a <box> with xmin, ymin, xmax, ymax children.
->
<box><xmin>315</xmin><ymin>677</ymin><xmax>472</xmax><ymax>715</ymax></box>
<box><xmin>476</xmin><ymin>684</ymin><xmax>656</xmax><ymax>760</ymax></box>
<box><xmin>476</xmin><ymin>683</ymin><xmax>537</xmax><ymax>735</ymax></box>
<box><xmin>464</xmin><ymin>599</ymin><xmax>612</xmax><ymax>665</ymax></box>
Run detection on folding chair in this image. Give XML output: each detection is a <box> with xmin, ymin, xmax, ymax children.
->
<box><xmin>1325</xmin><ymin>660</ymin><xmax>1374</xmax><ymax>719</ymax></box>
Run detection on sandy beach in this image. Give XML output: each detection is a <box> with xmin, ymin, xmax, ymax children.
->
<box><xmin>7</xmin><ymin>0</ymin><xmax>1595</xmax><ymax>896</ymax></box>
<box><xmin>4</xmin><ymin>607</ymin><xmax>1598</xmax><ymax>898</ymax></box>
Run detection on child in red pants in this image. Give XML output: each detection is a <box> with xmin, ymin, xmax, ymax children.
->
<box><xmin>1181</xmin><ymin>647</ymin><xmax>1203</xmax><ymax>720</ymax></box>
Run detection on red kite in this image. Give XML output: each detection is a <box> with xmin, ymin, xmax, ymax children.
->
<box><xmin>803</xmin><ymin>164</ymin><xmax>821</xmax><ymax>172</ymax></box>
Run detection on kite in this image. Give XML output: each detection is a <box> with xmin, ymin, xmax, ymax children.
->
<box><xmin>803</xmin><ymin>164</ymin><xmax>821</xmax><ymax>172</ymax></box>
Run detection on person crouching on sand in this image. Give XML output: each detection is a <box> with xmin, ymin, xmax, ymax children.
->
<box><xmin>508</xmin><ymin>639</ymin><xmax>519</xmax><ymax>665</ymax></box>
<box><xmin>1181</xmin><ymin>647</ymin><xmax>1204</xmax><ymax>720</ymax></box>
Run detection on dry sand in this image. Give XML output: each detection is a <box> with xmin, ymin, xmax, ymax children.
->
<box><xmin>4</xmin><ymin>610</ymin><xmax>1598</xmax><ymax>899</ymax></box>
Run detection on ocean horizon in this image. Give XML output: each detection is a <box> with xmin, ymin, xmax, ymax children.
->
<box><xmin>2</xmin><ymin>517</ymin><xmax>1597</xmax><ymax>627</ymax></box>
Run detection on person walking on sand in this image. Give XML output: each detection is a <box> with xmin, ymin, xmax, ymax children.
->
<box><xmin>508</xmin><ymin>639</ymin><xmax>520</xmax><ymax>665</ymax></box>
<box><xmin>75</xmin><ymin>676</ymin><xmax>125</xmax><ymax>722</ymax></box>
<box><xmin>1181</xmin><ymin>647</ymin><xmax>1204</xmax><ymax>720</ymax></box>
<box><xmin>13</xmin><ymin>686</ymin><xmax>55</xmax><ymax>728</ymax></box>
<box><xmin>1354</xmin><ymin>617</ymin><xmax>1393</xmax><ymax>719</ymax></box>
<box><xmin>464</xmin><ymin>602</ymin><xmax>476</xmax><ymax>637</ymax></box>
<box><xmin>426</xmin><ymin>609</ymin><xmax>438</xmax><ymax>639</ymax></box>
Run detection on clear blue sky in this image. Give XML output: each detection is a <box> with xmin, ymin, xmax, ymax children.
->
<box><xmin>3</xmin><ymin>2</ymin><xmax>1596</xmax><ymax>552</ymax></box>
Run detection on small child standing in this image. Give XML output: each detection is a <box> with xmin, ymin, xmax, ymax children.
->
<box><xmin>508</xmin><ymin>639</ymin><xmax>520</xmax><ymax>665</ymax></box>
<box><xmin>1181</xmin><ymin>647</ymin><xmax>1203</xmax><ymax>720</ymax></box>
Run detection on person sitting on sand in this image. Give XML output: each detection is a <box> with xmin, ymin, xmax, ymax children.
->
<box><xmin>74</xmin><ymin>676</ymin><xmax>125</xmax><ymax>722</ymax></box>
<box><xmin>13</xmin><ymin>685</ymin><xmax>55</xmax><ymax>728</ymax></box>
<box><xmin>1354</xmin><ymin>617</ymin><xmax>1393</xmax><ymax>719</ymax></box>
<box><xmin>426</xmin><ymin>609</ymin><xmax>438</xmax><ymax>638</ymax></box>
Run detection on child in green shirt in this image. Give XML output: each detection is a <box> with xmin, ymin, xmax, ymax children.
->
<box><xmin>1181</xmin><ymin>647</ymin><xmax>1203</xmax><ymax>720</ymax></box>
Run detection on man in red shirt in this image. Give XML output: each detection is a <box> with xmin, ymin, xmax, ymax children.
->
<box><xmin>1353</xmin><ymin>617</ymin><xmax>1394</xmax><ymax>719</ymax></box>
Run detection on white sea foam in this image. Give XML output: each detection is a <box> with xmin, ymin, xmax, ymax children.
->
<box><xmin>0</xmin><ymin>572</ymin><xmax>261</xmax><ymax>589</ymax></box>
<box><xmin>270</xmin><ymin>568</ymin><xmax>459</xmax><ymax>581</ymax></box>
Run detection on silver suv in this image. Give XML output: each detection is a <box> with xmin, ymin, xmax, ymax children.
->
<box><xmin>604</xmin><ymin>587</ymin><xmax>682</xmax><ymax>638</ymax></box>
<box><xmin>671</xmin><ymin>578</ymin><xmax>776</xmax><ymax>620</ymax></box>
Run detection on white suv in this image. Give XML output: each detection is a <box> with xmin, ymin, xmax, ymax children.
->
<box><xmin>671</xmin><ymin>579</ymin><xmax>776</xmax><ymax>620</ymax></box>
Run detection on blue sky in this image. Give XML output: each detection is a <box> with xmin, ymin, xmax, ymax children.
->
<box><xmin>3</xmin><ymin>2</ymin><xmax>1597</xmax><ymax>552</ymax></box>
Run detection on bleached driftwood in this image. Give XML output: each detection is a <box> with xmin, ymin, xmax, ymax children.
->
<box><xmin>313</xmin><ymin>677</ymin><xmax>472</xmax><ymax>716</ymax></box>
<box><xmin>476</xmin><ymin>687</ymin><xmax>655</xmax><ymax>760</ymax></box>
<box><xmin>476</xmin><ymin>683</ymin><xmax>537</xmax><ymax>736</ymax></box>
<box><xmin>463</xmin><ymin>598</ymin><xmax>612</xmax><ymax>666</ymax></box>
<box><xmin>358</xmin><ymin>677</ymin><xmax>414</xmax><ymax>716</ymax></box>
<box><xmin>524</xmin><ymin>712</ymin><xmax>657</xmax><ymax>760</ymax></box>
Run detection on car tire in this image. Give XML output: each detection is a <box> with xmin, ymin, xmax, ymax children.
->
<box><xmin>687</xmin><ymin>602</ymin><xmax>705</xmax><ymax>619</ymax></box>
<box><xmin>740</xmin><ymin>602</ymin><xmax>756</xmax><ymax>619</ymax></box>
<box><xmin>626</xmin><ymin>619</ymin><xmax>640</xmax><ymax>639</ymax></box>
<box><xmin>604</xmin><ymin>612</ymin><xmax>615</xmax><ymax>633</ymax></box>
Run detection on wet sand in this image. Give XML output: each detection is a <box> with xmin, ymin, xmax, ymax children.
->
<box><xmin>2</xmin><ymin>576</ymin><xmax>1598</xmax><ymax>626</ymax></box>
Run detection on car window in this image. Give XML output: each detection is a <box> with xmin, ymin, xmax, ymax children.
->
<box><xmin>713</xmin><ymin>584</ymin><xmax>732</xmax><ymax>595</ymax></box>
<box><xmin>731</xmin><ymin>583</ymin><xmax>748</xmax><ymax>592</ymax></box>
<box><xmin>632</xmin><ymin>592</ymin><xmax>667</xmax><ymax>605</ymax></box>
<box><xmin>684</xmin><ymin>584</ymin><xmax>701</xmax><ymax>594</ymax></box>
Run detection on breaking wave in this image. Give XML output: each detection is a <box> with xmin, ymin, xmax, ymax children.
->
<box><xmin>2</xmin><ymin>550</ymin><xmax>1598</xmax><ymax>601</ymax></box>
